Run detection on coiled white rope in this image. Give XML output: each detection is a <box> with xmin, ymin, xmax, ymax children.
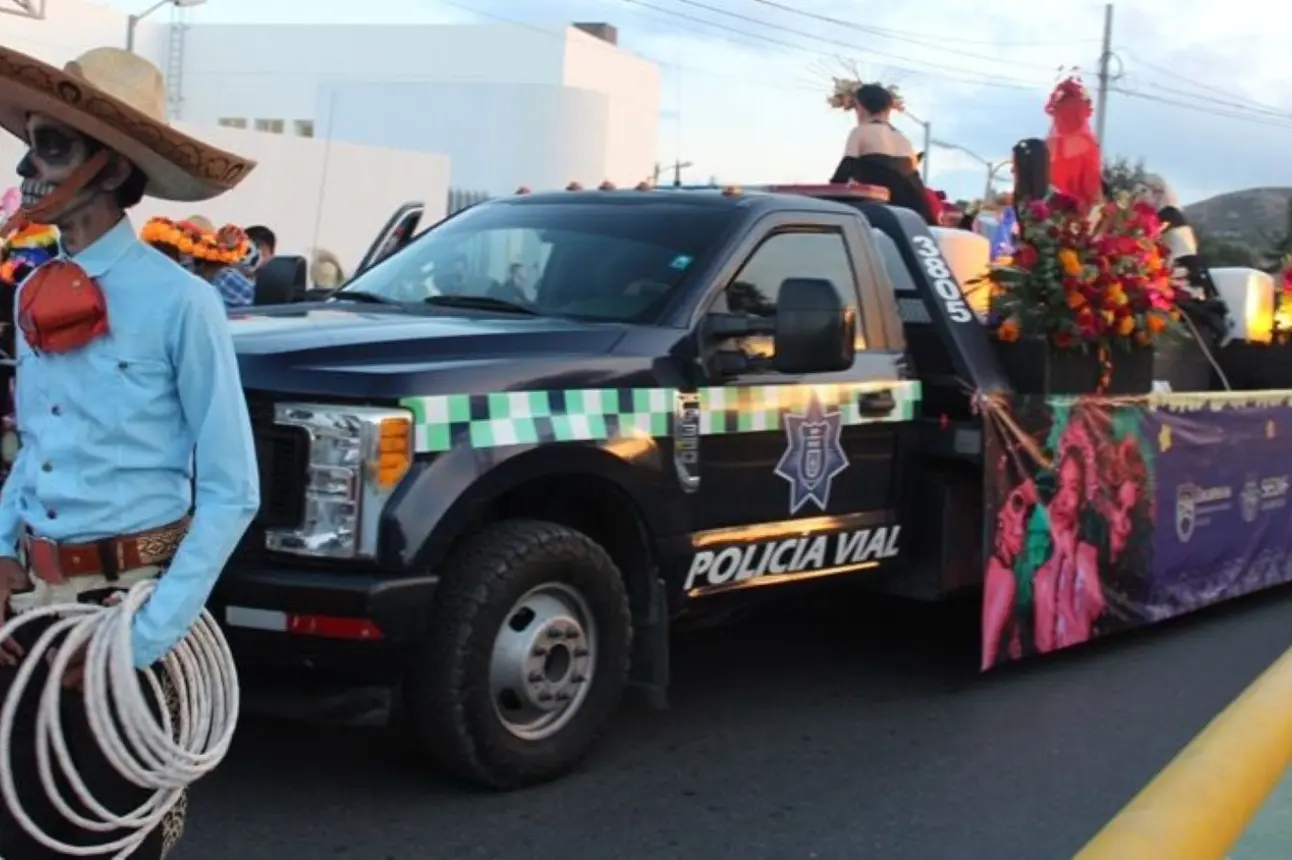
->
<box><xmin>0</xmin><ymin>580</ymin><xmax>239</xmax><ymax>858</ymax></box>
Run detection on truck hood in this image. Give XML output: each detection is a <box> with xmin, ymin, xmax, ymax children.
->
<box><xmin>230</xmin><ymin>303</ymin><xmax>636</xmax><ymax>399</ymax></box>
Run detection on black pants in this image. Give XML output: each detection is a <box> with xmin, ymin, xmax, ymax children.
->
<box><xmin>0</xmin><ymin>613</ymin><xmax>170</xmax><ymax>859</ymax></box>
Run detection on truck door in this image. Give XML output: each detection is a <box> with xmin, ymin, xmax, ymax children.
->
<box><xmin>680</xmin><ymin>214</ymin><xmax>911</xmax><ymax>595</ymax></box>
<box><xmin>354</xmin><ymin>201</ymin><xmax>425</xmax><ymax>277</ymax></box>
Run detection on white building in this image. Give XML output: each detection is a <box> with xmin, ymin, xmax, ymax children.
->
<box><xmin>4</xmin><ymin>3</ymin><xmax>661</xmax><ymax>196</ymax></box>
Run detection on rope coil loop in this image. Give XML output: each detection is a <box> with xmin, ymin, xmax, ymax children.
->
<box><xmin>0</xmin><ymin>580</ymin><xmax>239</xmax><ymax>858</ymax></box>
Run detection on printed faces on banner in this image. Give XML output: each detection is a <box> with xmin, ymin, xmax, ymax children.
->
<box><xmin>684</xmin><ymin>525</ymin><xmax>902</xmax><ymax>592</ymax></box>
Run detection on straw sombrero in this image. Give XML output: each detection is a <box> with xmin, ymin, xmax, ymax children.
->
<box><xmin>0</xmin><ymin>46</ymin><xmax>255</xmax><ymax>202</ymax></box>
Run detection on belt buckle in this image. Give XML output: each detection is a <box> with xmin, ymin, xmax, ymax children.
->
<box><xmin>25</xmin><ymin>535</ymin><xmax>65</xmax><ymax>586</ymax></box>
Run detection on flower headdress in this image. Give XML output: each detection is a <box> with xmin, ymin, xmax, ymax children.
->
<box><xmin>141</xmin><ymin>217</ymin><xmax>252</xmax><ymax>266</ymax></box>
<box><xmin>1045</xmin><ymin>72</ymin><xmax>1093</xmax><ymax>120</ymax></box>
<box><xmin>827</xmin><ymin>78</ymin><xmax>905</xmax><ymax>112</ymax></box>
<box><xmin>141</xmin><ymin>216</ymin><xmax>204</xmax><ymax>258</ymax></box>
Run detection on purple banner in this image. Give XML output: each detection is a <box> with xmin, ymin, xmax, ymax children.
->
<box><xmin>1147</xmin><ymin>397</ymin><xmax>1292</xmax><ymax>620</ymax></box>
<box><xmin>983</xmin><ymin>391</ymin><xmax>1292</xmax><ymax>671</ymax></box>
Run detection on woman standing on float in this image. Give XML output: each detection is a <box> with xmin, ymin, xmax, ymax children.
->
<box><xmin>828</xmin><ymin>81</ymin><xmax>937</xmax><ymax>223</ymax></box>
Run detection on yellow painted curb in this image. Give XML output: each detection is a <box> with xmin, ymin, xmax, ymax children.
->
<box><xmin>1077</xmin><ymin>646</ymin><xmax>1292</xmax><ymax>860</ymax></box>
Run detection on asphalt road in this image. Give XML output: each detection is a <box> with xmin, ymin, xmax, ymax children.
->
<box><xmin>173</xmin><ymin>582</ymin><xmax>1292</xmax><ymax>860</ymax></box>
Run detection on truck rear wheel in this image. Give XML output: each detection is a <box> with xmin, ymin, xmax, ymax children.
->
<box><xmin>404</xmin><ymin>519</ymin><xmax>632</xmax><ymax>789</ymax></box>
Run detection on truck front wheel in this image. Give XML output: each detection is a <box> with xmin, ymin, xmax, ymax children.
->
<box><xmin>404</xmin><ymin>520</ymin><xmax>632</xmax><ymax>789</ymax></box>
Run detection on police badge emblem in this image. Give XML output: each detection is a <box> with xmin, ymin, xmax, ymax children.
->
<box><xmin>775</xmin><ymin>393</ymin><xmax>849</xmax><ymax>514</ymax></box>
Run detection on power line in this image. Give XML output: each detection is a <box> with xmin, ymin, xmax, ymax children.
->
<box><xmin>623</xmin><ymin>0</ymin><xmax>1052</xmax><ymax>92</ymax></box>
<box><xmin>1111</xmin><ymin>87</ymin><xmax>1292</xmax><ymax>132</ymax></box>
<box><xmin>744</xmin><ymin>0</ymin><xmax>1092</xmax><ymax>64</ymax></box>
<box><xmin>434</xmin><ymin>0</ymin><xmax>816</xmax><ymax>95</ymax></box>
<box><xmin>1118</xmin><ymin>50</ymin><xmax>1292</xmax><ymax>120</ymax></box>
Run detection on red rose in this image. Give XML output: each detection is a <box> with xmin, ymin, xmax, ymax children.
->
<box><xmin>1017</xmin><ymin>244</ymin><xmax>1039</xmax><ymax>268</ymax></box>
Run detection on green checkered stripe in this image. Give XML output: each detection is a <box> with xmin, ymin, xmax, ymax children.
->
<box><xmin>697</xmin><ymin>380</ymin><xmax>921</xmax><ymax>435</ymax></box>
<box><xmin>400</xmin><ymin>380</ymin><xmax>920</xmax><ymax>453</ymax></box>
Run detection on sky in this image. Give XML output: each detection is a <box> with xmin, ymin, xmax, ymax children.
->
<box><xmin>101</xmin><ymin>0</ymin><xmax>1292</xmax><ymax>204</ymax></box>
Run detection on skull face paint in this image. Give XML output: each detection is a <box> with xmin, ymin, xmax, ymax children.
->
<box><xmin>16</xmin><ymin>113</ymin><xmax>103</xmax><ymax>220</ymax></box>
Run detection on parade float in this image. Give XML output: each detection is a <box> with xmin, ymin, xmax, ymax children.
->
<box><xmin>977</xmin><ymin>77</ymin><xmax>1292</xmax><ymax>669</ymax></box>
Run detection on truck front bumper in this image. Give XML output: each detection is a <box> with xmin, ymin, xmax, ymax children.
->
<box><xmin>211</xmin><ymin>562</ymin><xmax>438</xmax><ymax>684</ymax></box>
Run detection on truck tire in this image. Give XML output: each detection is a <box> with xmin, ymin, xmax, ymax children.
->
<box><xmin>404</xmin><ymin>519</ymin><xmax>632</xmax><ymax>789</ymax></box>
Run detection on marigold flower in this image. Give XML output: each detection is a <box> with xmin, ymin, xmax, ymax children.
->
<box><xmin>997</xmin><ymin>319</ymin><xmax>1020</xmax><ymax>342</ymax></box>
<box><xmin>1058</xmin><ymin>248</ymin><xmax>1082</xmax><ymax>277</ymax></box>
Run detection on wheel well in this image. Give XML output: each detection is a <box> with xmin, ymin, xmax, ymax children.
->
<box><xmin>476</xmin><ymin>474</ymin><xmax>657</xmax><ymax>619</ymax></box>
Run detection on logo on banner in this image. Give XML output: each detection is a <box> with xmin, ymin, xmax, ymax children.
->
<box><xmin>774</xmin><ymin>393</ymin><xmax>848</xmax><ymax>514</ymax></box>
<box><xmin>1242</xmin><ymin>475</ymin><xmax>1261</xmax><ymax>524</ymax></box>
<box><xmin>1176</xmin><ymin>483</ymin><xmax>1197</xmax><ymax>543</ymax></box>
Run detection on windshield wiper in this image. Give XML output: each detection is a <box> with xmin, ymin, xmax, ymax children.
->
<box><xmin>333</xmin><ymin>290</ymin><xmax>397</xmax><ymax>304</ymax></box>
<box><xmin>424</xmin><ymin>295</ymin><xmax>538</xmax><ymax>315</ymax></box>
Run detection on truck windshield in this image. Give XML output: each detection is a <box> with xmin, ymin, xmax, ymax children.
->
<box><xmin>336</xmin><ymin>201</ymin><xmax>733</xmax><ymax>323</ymax></box>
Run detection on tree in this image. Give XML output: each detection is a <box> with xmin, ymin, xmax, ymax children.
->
<box><xmin>1198</xmin><ymin>234</ymin><xmax>1259</xmax><ymax>268</ymax></box>
<box><xmin>1102</xmin><ymin>156</ymin><xmax>1149</xmax><ymax>197</ymax></box>
<box><xmin>1261</xmin><ymin>196</ymin><xmax>1292</xmax><ymax>266</ymax></box>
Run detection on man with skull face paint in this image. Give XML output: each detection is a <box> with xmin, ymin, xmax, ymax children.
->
<box><xmin>0</xmin><ymin>46</ymin><xmax>260</xmax><ymax>858</ymax></box>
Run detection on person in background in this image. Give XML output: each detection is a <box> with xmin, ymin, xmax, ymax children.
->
<box><xmin>489</xmin><ymin>262</ymin><xmax>530</xmax><ymax>304</ymax></box>
<box><xmin>202</xmin><ymin>225</ymin><xmax>258</xmax><ymax>308</ymax></box>
<box><xmin>915</xmin><ymin>152</ymin><xmax>944</xmax><ymax>223</ymax></box>
<box><xmin>311</xmin><ymin>248</ymin><xmax>345</xmax><ymax>290</ymax></box>
<box><xmin>245</xmin><ymin>224</ymin><xmax>275</xmax><ymax>270</ymax></box>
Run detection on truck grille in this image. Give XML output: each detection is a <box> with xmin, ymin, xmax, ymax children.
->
<box><xmin>245</xmin><ymin>391</ymin><xmax>309</xmax><ymax>530</ymax></box>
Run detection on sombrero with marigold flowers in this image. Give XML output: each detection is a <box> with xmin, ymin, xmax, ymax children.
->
<box><xmin>0</xmin><ymin>45</ymin><xmax>255</xmax><ymax>202</ymax></box>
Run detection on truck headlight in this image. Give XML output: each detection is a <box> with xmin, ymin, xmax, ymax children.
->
<box><xmin>265</xmin><ymin>403</ymin><xmax>413</xmax><ymax>559</ymax></box>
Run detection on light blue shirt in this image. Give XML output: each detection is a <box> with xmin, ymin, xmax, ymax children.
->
<box><xmin>0</xmin><ymin>217</ymin><xmax>260</xmax><ymax>667</ymax></box>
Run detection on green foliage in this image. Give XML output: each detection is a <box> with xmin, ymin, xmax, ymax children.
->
<box><xmin>1102</xmin><ymin>157</ymin><xmax>1149</xmax><ymax>198</ymax></box>
<box><xmin>1197</xmin><ymin>234</ymin><xmax>1259</xmax><ymax>268</ymax></box>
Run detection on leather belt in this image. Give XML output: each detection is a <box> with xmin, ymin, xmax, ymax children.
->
<box><xmin>21</xmin><ymin>517</ymin><xmax>190</xmax><ymax>586</ymax></box>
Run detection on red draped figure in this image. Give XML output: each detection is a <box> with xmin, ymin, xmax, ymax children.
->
<box><xmin>1046</xmin><ymin>75</ymin><xmax>1102</xmax><ymax>211</ymax></box>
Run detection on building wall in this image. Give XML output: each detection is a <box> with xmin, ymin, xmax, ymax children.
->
<box><xmin>0</xmin><ymin>124</ymin><xmax>450</xmax><ymax>274</ymax></box>
<box><xmin>2</xmin><ymin>0</ymin><xmax>169</xmax><ymax>71</ymax></box>
<box><xmin>560</xmin><ymin>28</ymin><xmax>660</xmax><ymax>188</ymax></box>
<box><xmin>316</xmin><ymin>80</ymin><xmax>609</xmax><ymax>195</ymax></box>
<box><xmin>178</xmin><ymin>23</ymin><xmax>568</xmax><ymax>128</ymax></box>
<box><xmin>180</xmin><ymin>22</ymin><xmax>659</xmax><ymax>190</ymax></box>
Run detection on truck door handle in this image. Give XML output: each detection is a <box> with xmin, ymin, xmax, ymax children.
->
<box><xmin>857</xmin><ymin>389</ymin><xmax>895</xmax><ymax>417</ymax></box>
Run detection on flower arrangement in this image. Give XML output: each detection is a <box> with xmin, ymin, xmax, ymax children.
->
<box><xmin>990</xmin><ymin>191</ymin><xmax>1179</xmax><ymax>352</ymax></box>
<box><xmin>0</xmin><ymin>224</ymin><xmax>59</xmax><ymax>287</ymax></box>
<box><xmin>827</xmin><ymin>78</ymin><xmax>904</xmax><ymax>112</ymax></box>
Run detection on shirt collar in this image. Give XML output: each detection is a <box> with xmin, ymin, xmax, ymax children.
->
<box><xmin>72</xmin><ymin>217</ymin><xmax>138</xmax><ymax>278</ymax></box>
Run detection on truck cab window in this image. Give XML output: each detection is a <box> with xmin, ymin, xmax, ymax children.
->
<box><xmin>722</xmin><ymin>231</ymin><xmax>860</xmax><ymax>315</ymax></box>
<box><xmin>335</xmin><ymin>202</ymin><xmax>730</xmax><ymax>323</ymax></box>
<box><xmin>718</xmin><ymin>230</ymin><xmax>863</xmax><ymax>336</ymax></box>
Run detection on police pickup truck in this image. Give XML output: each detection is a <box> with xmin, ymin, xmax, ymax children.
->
<box><xmin>217</xmin><ymin>184</ymin><xmax>1004</xmax><ymax>789</ymax></box>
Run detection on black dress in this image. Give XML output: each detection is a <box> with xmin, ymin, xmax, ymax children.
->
<box><xmin>831</xmin><ymin>152</ymin><xmax>937</xmax><ymax>225</ymax></box>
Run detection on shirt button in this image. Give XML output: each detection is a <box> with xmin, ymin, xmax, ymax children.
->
<box><xmin>50</xmin><ymin>405</ymin><xmax>60</xmax><ymax>416</ymax></box>
<box><xmin>117</xmin><ymin>360</ymin><xmax>128</xmax><ymax>370</ymax></box>
<box><xmin>46</xmin><ymin>510</ymin><xmax>56</xmax><ymax>520</ymax></box>
<box><xmin>41</xmin><ymin>461</ymin><xmax>51</xmax><ymax>472</ymax></box>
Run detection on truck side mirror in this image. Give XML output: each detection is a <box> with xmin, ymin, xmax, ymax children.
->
<box><xmin>773</xmin><ymin>278</ymin><xmax>856</xmax><ymax>374</ymax></box>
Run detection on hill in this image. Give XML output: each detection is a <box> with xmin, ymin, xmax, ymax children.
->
<box><xmin>1184</xmin><ymin>187</ymin><xmax>1292</xmax><ymax>251</ymax></box>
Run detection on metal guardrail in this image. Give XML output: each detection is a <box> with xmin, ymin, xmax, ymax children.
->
<box><xmin>446</xmin><ymin>188</ymin><xmax>491</xmax><ymax>216</ymax></box>
<box><xmin>1077</xmin><ymin>646</ymin><xmax>1292</xmax><ymax>859</ymax></box>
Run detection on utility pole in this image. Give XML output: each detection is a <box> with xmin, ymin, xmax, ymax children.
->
<box><xmin>920</xmin><ymin>120</ymin><xmax>931</xmax><ymax>183</ymax></box>
<box><xmin>654</xmin><ymin>159</ymin><xmax>692</xmax><ymax>187</ymax></box>
<box><xmin>1094</xmin><ymin>3</ymin><xmax>1114</xmax><ymax>147</ymax></box>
